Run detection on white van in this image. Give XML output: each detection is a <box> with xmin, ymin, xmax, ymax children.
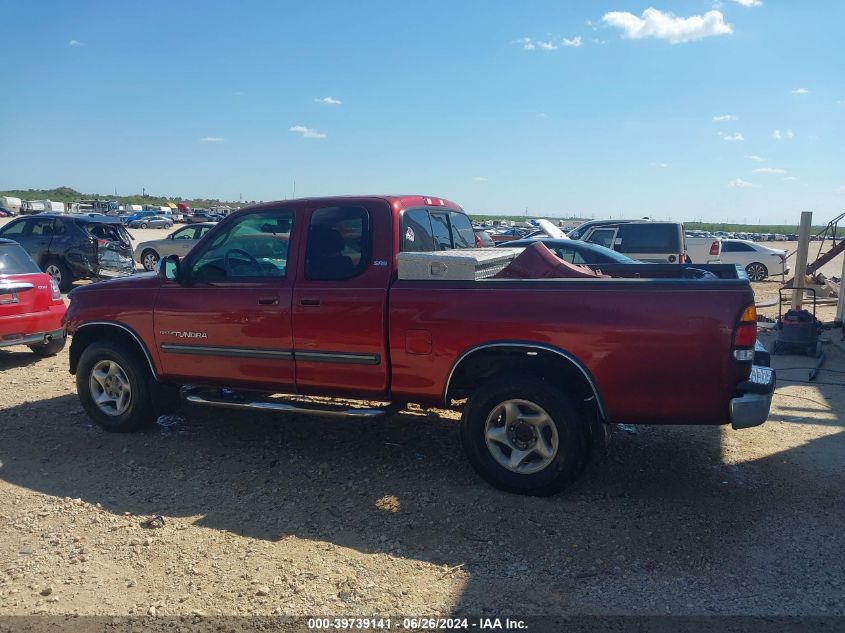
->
<box><xmin>579</xmin><ymin>221</ymin><xmax>686</xmax><ymax>264</ymax></box>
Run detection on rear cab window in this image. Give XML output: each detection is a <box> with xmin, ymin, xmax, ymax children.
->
<box><xmin>400</xmin><ymin>208</ymin><xmax>475</xmax><ymax>252</ymax></box>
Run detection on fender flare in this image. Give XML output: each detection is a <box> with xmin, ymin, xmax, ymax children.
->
<box><xmin>443</xmin><ymin>341</ymin><xmax>608</xmax><ymax>421</ymax></box>
<box><xmin>71</xmin><ymin>321</ymin><xmax>158</xmax><ymax>379</ymax></box>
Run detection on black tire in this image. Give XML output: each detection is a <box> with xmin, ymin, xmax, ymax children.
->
<box><xmin>140</xmin><ymin>222</ymin><xmax>148</xmax><ymax>229</ymax></box>
<box><xmin>141</xmin><ymin>249</ymin><xmax>160</xmax><ymax>272</ymax></box>
<box><xmin>43</xmin><ymin>258</ymin><xmax>73</xmax><ymax>293</ymax></box>
<box><xmin>76</xmin><ymin>340</ymin><xmax>155</xmax><ymax>432</ymax></box>
<box><xmin>745</xmin><ymin>262</ymin><xmax>768</xmax><ymax>282</ymax></box>
<box><xmin>28</xmin><ymin>336</ymin><xmax>67</xmax><ymax>357</ymax></box>
<box><xmin>460</xmin><ymin>376</ymin><xmax>591</xmax><ymax>496</ymax></box>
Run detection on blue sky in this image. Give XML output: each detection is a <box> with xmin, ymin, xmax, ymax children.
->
<box><xmin>1</xmin><ymin>0</ymin><xmax>843</xmax><ymax>222</ymax></box>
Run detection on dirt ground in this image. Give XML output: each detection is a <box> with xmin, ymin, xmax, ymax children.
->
<box><xmin>0</xmin><ymin>225</ymin><xmax>844</xmax><ymax>618</ymax></box>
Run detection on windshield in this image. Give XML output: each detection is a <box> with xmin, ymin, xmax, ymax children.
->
<box><xmin>0</xmin><ymin>243</ymin><xmax>40</xmax><ymax>274</ymax></box>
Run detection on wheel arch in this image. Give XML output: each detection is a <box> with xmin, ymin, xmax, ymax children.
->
<box><xmin>444</xmin><ymin>342</ymin><xmax>608</xmax><ymax>423</ymax></box>
<box><xmin>69</xmin><ymin>322</ymin><xmax>158</xmax><ymax>379</ymax></box>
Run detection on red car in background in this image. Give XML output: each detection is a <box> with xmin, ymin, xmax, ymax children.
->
<box><xmin>0</xmin><ymin>238</ymin><xmax>66</xmax><ymax>356</ymax></box>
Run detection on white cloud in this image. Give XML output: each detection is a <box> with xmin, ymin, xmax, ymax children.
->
<box><xmin>601</xmin><ymin>8</ymin><xmax>732</xmax><ymax>44</ymax></box>
<box><xmin>473</xmin><ymin>176</ymin><xmax>488</xmax><ymax>182</ymax></box>
<box><xmin>783</xmin><ymin>176</ymin><xmax>798</xmax><ymax>181</ymax></box>
<box><xmin>69</xmin><ymin>39</ymin><xmax>84</xmax><ymax>47</ymax></box>
<box><xmin>753</xmin><ymin>167</ymin><xmax>786</xmax><ymax>174</ymax></box>
<box><xmin>837</xmin><ymin>99</ymin><xmax>845</xmax><ymax>105</ymax></box>
<box><xmin>514</xmin><ymin>35</ymin><xmax>582</xmax><ymax>51</ymax></box>
<box><xmin>315</xmin><ymin>96</ymin><xmax>342</xmax><ymax>105</ymax></box>
<box><xmin>787</xmin><ymin>129</ymin><xmax>795</xmax><ymax>139</ymax></box>
<box><xmin>732</xmin><ymin>0</ymin><xmax>763</xmax><ymax>7</ymax></box>
<box><xmin>512</xmin><ymin>37</ymin><xmax>536</xmax><ymax>50</ymax></box>
<box><xmin>772</xmin><ymin>129</ymin><xmax>781</xmax><ymax>140</ymax></box>
<box><xmin>712</xmin><ymin>114</ymin><xmax>738</xmax><ymax>122</ymax></box>
<box><xmin>791</xmin><ymin>88</ymin><xmax>809</xmax><ymax>95</ymax></box>
<box><xmin>835</xmin><ymin>186</ymin><xmax>845</xmax><ymax>195</ymax></box>
<box><xmin>651</xmin><ymin>162</ymin><xmax>670</xmax><ymax>168</ymax></box>
<box><xmin>729</xmin><ymin>178</ymin><xmax>758</xmax><ymax>188</ymax></box>
<box><xmin>289</xmin><ymin>125</ymin><xmax>327</xmax><ymax>139</ymax></box>
<box><xmin>747</xmin><ymin>155</ymin><xmax>767</xmax><ymax>161</ymax></box>
<box><xmin>718</xmin><ymin>131</ymin><xmax>744</xmax><ymax>141</ymax></box>
<box><xmin>200</xmin><ymin>136</ymin><xmax>224</xmax><ymax>142</ymax></box>
<box><xmin>537</xmin><ymin>112</ymin><xmax>548</xmax><ymax>118</ymax></box>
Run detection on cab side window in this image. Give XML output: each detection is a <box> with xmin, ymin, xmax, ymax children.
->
<box><xmin>190</xmin><ymin>210</ymin><xmax>293</xmax><ymax>281</ymax></box>
<box><xmin>305</xmin><ymin>206</ymin><xmax>370</xmax><ymax>281</ymax></box>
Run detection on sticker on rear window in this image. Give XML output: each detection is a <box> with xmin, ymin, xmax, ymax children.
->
<box><xmin>405</xmin><ymin>226</ymin><xmax>415</xmax><ymax>242</ymax></box>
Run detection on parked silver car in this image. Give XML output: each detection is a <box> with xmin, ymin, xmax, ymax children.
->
<box><xmin>127</xmin><ymin>215</ymin><xmax>174</xmax><ymax>229</ymax></box>
<box><xmin>133</xmin><ymin>223</ymin><xmax>216</xmax><ymax>271</ymax></box>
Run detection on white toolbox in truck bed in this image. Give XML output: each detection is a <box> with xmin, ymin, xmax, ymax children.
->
<box><xmin>397</xmin><ymin>248</ymin><xmax>523</xmax><ymax>281</ymax></box>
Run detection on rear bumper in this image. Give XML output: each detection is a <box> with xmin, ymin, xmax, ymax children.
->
<box><xmin>0</xmin><ymin>326</ymin><xmax>65</xmax><ymax>348</ymax></box>
<box><xmin>730</xmin><ymin>365</ymin><xmax>776</xmax><ymax>430</ymax></box>
<box><xmin>0</xmin><ymin>304</ymin><xmax>66</xmax><ymax>347</ymax></box>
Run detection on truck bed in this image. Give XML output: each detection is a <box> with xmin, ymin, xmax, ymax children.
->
<box><xmin>388</xmin><ymin>268</ymin><xmax>753</xmax><ymax>425</ymax></box>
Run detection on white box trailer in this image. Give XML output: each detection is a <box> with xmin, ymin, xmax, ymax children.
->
<box><xmin>0</xmin><ymin>196</ymin><xmax>22</xmax><ymax>214</ymax></box>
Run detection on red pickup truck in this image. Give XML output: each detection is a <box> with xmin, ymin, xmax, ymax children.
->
<box><xmin>65</xmin><ymin>196</ymin><xmax>775</xmax><ymax>495</ymax></box>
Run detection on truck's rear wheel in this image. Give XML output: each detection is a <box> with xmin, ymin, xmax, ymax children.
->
<box><xmin>76</xmin><ymin>341</ymin><xmax>155</xmax><ymax>432</ymax></box>
<box><xmin>460</xmin><ymin>376</ymin><xmax>590</xmax><ymax>496</ymax></box>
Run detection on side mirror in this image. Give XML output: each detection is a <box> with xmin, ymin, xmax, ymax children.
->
<box><xmin>157</xmin><ymin>254</ymin><xmax>181</xmax><ymax>282</ymax></box>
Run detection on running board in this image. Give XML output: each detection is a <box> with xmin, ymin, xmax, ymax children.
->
<box><xmin>184</xmin><ymin>391</ymin><xmax>387</xmax><ymax>419</ymax></box>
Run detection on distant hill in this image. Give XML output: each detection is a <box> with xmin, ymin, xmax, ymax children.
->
<box><xmin>0</xmin><ymin>187</ymin><xmax>253</xmax><ymax>209</ymax></box>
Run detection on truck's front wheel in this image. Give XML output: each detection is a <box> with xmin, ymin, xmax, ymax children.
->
<box><xmin>76</xmin><ymin>341</ymin><xmax>155</xmax><ymax>432</ymax></box>
<box><xmin>461</xmin><ymin>376</ymin><xmax>590</xmax><ymax>496</ymax></box>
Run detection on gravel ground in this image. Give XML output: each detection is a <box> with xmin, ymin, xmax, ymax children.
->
<box><xmin>0</xmin><ymin>222</ymin><xmax>843</xmax><ymax>618</ymax></box>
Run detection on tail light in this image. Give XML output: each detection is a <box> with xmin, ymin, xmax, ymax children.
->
<box><xmin>475</xmin><ymin>233</ymin><xmax>483</xmax><ymax>247</ymax></box>
<box><xmin>50</xmin><ymin>278</ymin><xmax>61</xmax><ymax>300</ymax></box>
<box><xmin>732</xmin><ymin>304</ymin><xmax>756</xmax><ymax>361</ymax></box>
<box><xmin>777</xmin><ymin>254</ymin><xmax>785</xmax><ymax>264</ymax></box>
<box><xmin>709</xmin><ymin>240</ymin><xmax>720</xmax><ymax>256</ymax></box>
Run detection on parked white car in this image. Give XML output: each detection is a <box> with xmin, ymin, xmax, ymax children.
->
<box><xmin>685</xmin><ymin>236</ymin><xmax>722</xmax><ymax>264</ymax></box>
<box><xmin>720</xmin><ymin>239</ymin><xmax>789</xmax><ymax>281</ymax></box>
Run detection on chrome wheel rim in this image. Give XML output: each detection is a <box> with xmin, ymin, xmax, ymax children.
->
<box><xmin>747</xmin><ymin>263</ymin><xmax>766</xmax><ymax>281</ymax></box>
<box><xmin>45</xmin><ymin>264</ymin><xmax>62</xmax><ymax>285</ymax></box>
<box><xmin>143</xmin><ymin>252</ymin><xmax>159</xmax><ymax>271</ymax></box>
<box><xmin>484</xmin><ymin>399</ymin><xmax>559</xmax><ymax>474</ymax></box>
<box><xmin>89</xmin><ymin>360</ymin><xmax>132</xmax><ymax>417</ymax></box>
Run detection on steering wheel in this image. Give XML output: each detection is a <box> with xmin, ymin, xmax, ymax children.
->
<box><xmin>224</xmin><ymin>248</ymin><xmax>261</xmax><ymax>274</ymax></box>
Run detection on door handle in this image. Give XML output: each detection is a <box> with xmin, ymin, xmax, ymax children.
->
<box><xmin>258</xmin><ymin>296</ymin><xmax>279</xmax><ymax>305</ymax></box>
<box><xmin>300</xmin><ymin>298</ymin><xmax>321</xmax><ymax>306</ymax></box>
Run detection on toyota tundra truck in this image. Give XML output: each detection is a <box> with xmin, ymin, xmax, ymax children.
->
<box><xmin>64</xmin><ymin>195</ymin><xmax>775</xmax><ymax>496</ymax></box>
